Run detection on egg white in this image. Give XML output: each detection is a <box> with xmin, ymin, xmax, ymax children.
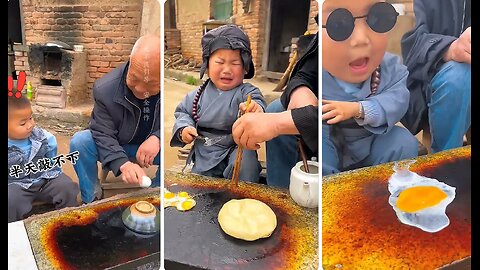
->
<box><xmin>387</xmin><ymin>161</ymin><xmax>456</xmax><ymax>233</ymax></box>
<box><xmin>163</xmin><ymin>188</ymin><xmax>178</xmax><ymax>208</ymax></box>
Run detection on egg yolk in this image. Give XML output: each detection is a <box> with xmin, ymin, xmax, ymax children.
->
<box><xmin>180</xmin><ymin>200</ymin><xmax>195</xmax><ymax>211</ymax></box>
<box><xmin>178</xmin><ymin>191</ymin><xmax>189</xmax><ymax>198</ymax></box>
<box><xmin>164</xmin><ymin>192</ymin><xmax>175</xmax><ymax>199</ymax></box>
<box><xmin>396</xmin><ymin>186</ymin><xmax>448</xmax><ymax>213</ymax></box>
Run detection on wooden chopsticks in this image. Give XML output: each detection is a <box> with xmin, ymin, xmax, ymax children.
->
<box><xmin>231</xmin><ymin>94</ymin><xmax>252</xmax><ymax>187</ymax></box>
<box><xmin>298</xmin><ymin>139</ymin><xmax>310</xmax><ymax>173</ymax></box>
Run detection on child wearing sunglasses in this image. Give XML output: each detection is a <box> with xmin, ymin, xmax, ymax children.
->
<box><xmin>321</xmin><ymin>0</ymin><xmax>419</xmax><ymax>175</ymax></box>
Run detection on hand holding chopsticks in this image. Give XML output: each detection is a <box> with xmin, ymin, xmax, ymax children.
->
<box><xmin>231</xmin><ymin>94</ymin><xmax>252</xmax><ymax>187</ymax></box>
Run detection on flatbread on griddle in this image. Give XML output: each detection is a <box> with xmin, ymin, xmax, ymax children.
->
<box><xmin>218</xmin><ymin>199</ymin><xmax>277</xmax><ymax>241</ymax></box>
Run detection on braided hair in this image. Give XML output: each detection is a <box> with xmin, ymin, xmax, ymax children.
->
<box><xmin>192</xmin><ymin>78</ymin><xmax>211</xmax><ymax>123</ymax></box>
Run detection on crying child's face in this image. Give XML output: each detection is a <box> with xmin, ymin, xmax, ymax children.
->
<box><xmin>208</xmin><ymin>49</ymin><xmax>245</xmax><ymax>91</ymax></box>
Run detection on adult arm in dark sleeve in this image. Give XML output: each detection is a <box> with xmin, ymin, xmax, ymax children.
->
<box><xmin>149</xmin><ymin>97</ymin><xmax>161</xmax><ymax>140</ymax></box>
<box><xmin>401</xmin><ymin>0</ymin><xmax>457</xmax><ymax>82</ymax></box>
<box><xmin>279</xmin><ymin>34</ymin><xmax>319</xmax><ymax>153</ymax></box>
<box><xmin>291</xmin><ymin>105</ymin><xmax>318</xmax><ymax>153</ymax></box>
<box><xmin>89</xmin><ymin>87</ymin><xmax>129</xmax><ymax>176</ymax></box>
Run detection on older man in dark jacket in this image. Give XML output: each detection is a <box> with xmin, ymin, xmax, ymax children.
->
<box><xmin>70</xmin><ymin>35</ymin><xmax>160</xmax><ymax>203</ymax></box>
<box><xmin>401</xmin><ymin>0</ymin><xmax>470</xmax><ymax>153</ymax></box>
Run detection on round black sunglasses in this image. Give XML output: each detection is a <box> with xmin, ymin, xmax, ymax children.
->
<box><xmin>322</xmin><ymin>2</ymin><xmax>399</xmax><ymax>42</ymax></box>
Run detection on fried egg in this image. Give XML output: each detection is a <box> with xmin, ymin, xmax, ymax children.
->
<box><xmin>387</xmin><ymin>161</ymin><xmax>456</xmax><ymax>233</ymax></box>
<box><xmin>177</xmin><ymin>191</ymin><xmax>190</xmax><ymax>200</ymax></box>
<box><xmin>163</xmin><ymin>189</ymin><xmax>196</xmax><ymax>211</ymax></box>
<box><xmin>176</xmin><ymin>198</ymin><xmax>197</xmax><ymax>211</ymax></box>
<box><xmin>163</xmin><ymin>188</ymin><xmax>178</xmax><ymax>207</ymax></box>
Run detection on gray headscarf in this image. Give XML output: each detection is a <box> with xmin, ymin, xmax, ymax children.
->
<box><xmin>199</xmin><ymin>24</ymin><xmax>255</xmax><ymax>79</ymax></box>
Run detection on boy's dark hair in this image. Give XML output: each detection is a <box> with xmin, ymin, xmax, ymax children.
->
<box><xmin>8</xmin><ymin>95</ymin><xmax>31</xmax><ymax>115</ymax></box>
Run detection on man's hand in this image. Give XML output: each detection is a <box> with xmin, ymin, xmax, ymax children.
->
<box><xmin>443</xmin><ymin>27</ymin><xmax>471</xmax><ymax>64</ymax></box>
<box><xmin>232</xmin><ymin>112</ymin><xmax>277</xmax><ymax>150</ymax></box>
<box><xmin>232</xmin><ymin>110</ymin><xmax>299</xmax><ymax>150</ymax></box>
<box><xmin>239</xmin><ymin>100</ymin><xmax>263</xmax><ymax>113</ymax></box>
<box><xmin>119</xmin><ymin>161</ymin><xmax>146</xmax><ymax>185</ymax></box>
<box><xmin>181</xmin><ymin>126</ymin><xmax>198</xmax><ymax>144</ymax></box>
<box><xmin>322</xmin><ymin>100</ymin><xmax>360</xmax><ymax>124</ymax></box>
<box><xmin>136</xmin><ymin>135</ymin><xmax>160</xmax><ymax>168</ymax></box>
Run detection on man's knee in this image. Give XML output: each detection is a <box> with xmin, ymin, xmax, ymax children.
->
<box><xmin>433</xmin><ymin>61</ymin><xmax>471</xmax><ymax>93</ymax></box>
<box><xmin>266</xmin><ymin>99</ymin><xmax>285</xmax><ymax>113</ymax></box>
<box><xmin>442</xmin><ymin>61</ymin><xmax>471</xmax><ymax>78</ymax></box>
<box><xmin>70</xmin><ymin>129</ymin><xmax>94</xmax><ymax>149</ymax></box>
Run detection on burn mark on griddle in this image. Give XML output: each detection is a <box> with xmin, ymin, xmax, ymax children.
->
<box><xmin>38</xmin><ymin>196</ymin><xmax>160</xmax><ymax>270</ymax></box>
<box><xmin>323</xmin><ymin>147</ymin><xmax>471</xmax><ymax>269</ymax></box>
<box><xmin>164</xmin><ymin>173</ymin><xmax>319</xmax><ymax>270</ymax></box>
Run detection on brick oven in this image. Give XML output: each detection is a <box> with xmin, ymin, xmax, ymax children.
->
<box><xmin>28</xmin><ymin>43</ymin><xmax>87</xmax><ymax>108</ymax></box>
<box><xmin>12</xmin><ymin>0</ymin><xmax>145</xmax><ymax>105</ymax></box>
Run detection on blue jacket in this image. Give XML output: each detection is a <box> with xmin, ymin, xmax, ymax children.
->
<box><xmin>8</xmin><ymin>127</ymin><xmax>61</xmax><ymax>188</ymax></box>
<box><xmin>170</xmin><ymin>81</ymin><xmax>265</xmax><ymax>173</ymax></box>
<box><xmin>323</xmin><ymin>53</ymin><xmax>410</xmax><ymax>168</ymax></box>
<box><xmin>400</xmin><ymin>0</ymin><xmax>470</xmax><ymax>134</ymax></box>
<box><xmin>89</xmin><ymin>62</ymin><xmax>160</xmax><ymax>176</ymax></box>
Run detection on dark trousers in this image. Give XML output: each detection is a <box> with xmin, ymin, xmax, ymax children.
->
<box><xmin>8</xmin><ymin>173</ymin><xmax>79</xmax><ymax>222</ymax></box>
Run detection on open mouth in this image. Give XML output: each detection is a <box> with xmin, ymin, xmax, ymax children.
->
<box><xmin>349</xmin><ymin>57</ymin><xmax>369</xmax><ymax>71</ymax></box>
<box><xmin>220</xmin><ymin>77</ymin><xmax>233</xmax><ymax>83</ymax></box>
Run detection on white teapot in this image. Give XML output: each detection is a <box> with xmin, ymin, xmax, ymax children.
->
<box><xmin>289</xmin><ymin>160</ymin><xmax>319</xmax><ymax>208</ymax></box>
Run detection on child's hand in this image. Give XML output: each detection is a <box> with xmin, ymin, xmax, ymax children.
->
<box><xmin>181</xmin><ymin>126</ymin><xmax>198</xmax><ymax>144</ymax></box>
<box><xmin>239</xmin><ymin>100</ymin><xmax>263</xmax><ymax>113</ymax></box>
<box><xmin>322</xmin><ymin>99</ymin><xmax>361</xmax><ymax>124</ymax></box>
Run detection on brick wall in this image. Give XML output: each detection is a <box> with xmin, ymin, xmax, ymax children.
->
<box><xmin>165</xmin><ymin>29</ymin><xmax>181</xmax><ymax>51</ymax></box>
<box><xmin>15</xmin><ymin>0</ymin><xmax>144</xmax><ymax>101</ymax></box>
<box><xmin>174</xmin><ymin>0</ymin><xmax>317</xmax><ymax>75</ymax></box>
<box><xmin>12</xmin><ymin>45</ymin><xmax>30</xmax><ymax>75</ymax></box>
<box><xmin>176</xmin><ymin>0</ymin><xmax>210</xmax><ymax>64</ymax></box>
<box><xmin>232</xmin><ymin>0</ymin><xmax>267</xmax><ymax>73</ymax></box>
